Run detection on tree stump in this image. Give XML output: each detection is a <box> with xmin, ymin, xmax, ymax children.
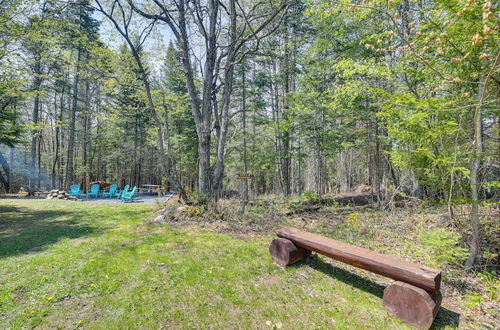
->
<box><xmin>383</xmin><ymin>281</ymin><xmax>442</xmax><ymax>329</ymax></box>
<box><xmin>269</xmin><ymin>238</ymin><xmax>311</xmax><ymax>266</ymax></box>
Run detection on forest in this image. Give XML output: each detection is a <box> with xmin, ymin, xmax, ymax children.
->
<box><xmin>0</xmin><ymin>0</ymin><xmax>499</xmax><ymax>284</ymax></box>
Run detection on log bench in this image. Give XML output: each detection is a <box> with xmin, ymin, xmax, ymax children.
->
<box><xmin>269</xmin><ymin>227</ymin><xmax>442</xmax><ymax>329</ymax></box>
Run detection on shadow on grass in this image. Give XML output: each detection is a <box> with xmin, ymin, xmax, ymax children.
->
<box><xmin>291</xmin><ymin>254</ymin><xmax>460</xmax><ymax>329</ymax></box>
<box><xmin>0</xmin><ymin>205</ymin><xmax>101</xmax><ymax>258</ymax></box>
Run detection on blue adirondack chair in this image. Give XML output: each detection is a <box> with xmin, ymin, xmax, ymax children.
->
<box><xmin>121</xmin><ymin>186</ymin><xmax>137</xmax><ymax>203</ymax></box>
<box><xmin>102</xmin><ymin>184</ymin><xmax>117</xmax><ymax>198</ymax></box>
<box><xmin>86</xmin><ymin>184</ymin><xmax>100</xmax><ymax>199</ymax></box>
<box><xmin>114</xmin><ymin>184</ymin><xmax>129</xmax><ymax>199</ymax></box>
<box><xmin>67</xmin><ymin>184</ymin><xmax>82</xmax><ymax>198</ymax></box>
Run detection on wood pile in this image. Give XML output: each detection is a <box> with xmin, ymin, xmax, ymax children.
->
<box><xmin>46</xmin><ymin>189</ymin><xmax>78</xmax><ymax>201</ymax></box>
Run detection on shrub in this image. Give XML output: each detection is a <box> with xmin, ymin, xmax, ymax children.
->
<box><xmin>189</xmin><ymin>191</ymin><xmax>208</xmax><ymax>205</ymax></box>
<box><xmin>463</xmin><ymin>291</ymin><xmax>483</xmax><ymax>308</ymax></box>
<box><xmin>347</xmin><ymin>212</ymin><xmax>359</xmax><ymax>224</ymax></box>
<box><xmin>178</xmin><ymin>205</ymin><xmax>204</xmax><ymax>217</ymax></box>
<box><xmin>417</xmin><ymin>227</ymin><xmax>468</xmax><ymax>268</ymax></box>
<box><xmin>301</xmin><ymin>190</ymin><xmax>318</xmax><ymax>205</ymax></box>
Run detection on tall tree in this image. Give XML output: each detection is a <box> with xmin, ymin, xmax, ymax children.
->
<box><xmin>94</xmin><ymin>0</ymin><xmax>189</xmax><ymax>202</ymax></box>
<box><xmin>130</xmin><ymin>0</ymin><xmax>288</xmax><ymax>200</ymax></box>
<box><xmin>22</xmin><ymin>2</ymin><xmax>57</xmax><ymax>194</ymax></box>
<box><xmin>65</xmin><ymin>0</ymin><xmax>99</xmax><ymax>187</ymax></box>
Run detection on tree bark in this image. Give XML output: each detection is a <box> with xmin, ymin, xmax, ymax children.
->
<box><xmin>38</xmin><ymin>125</ymin><xmax>42</xmax><ymax>188</ymax></box>
<box><xmin>29</xmin><ymin>57</ymin><xmax>42</xmax><ymax>195</ymax></box>
<box><xmin>9</xmin><ymin>146</ymin><xmax>14</xmax><ymax>193</ymax></box>
<box><xmin>82</xmin><ymin>76</ymin><xmax>90</xmax><ymax>192</ymax></box>
<box><xmin>65</xmin><ymin>48</ymin><xmax>81</xmax><ymax>188</ymax></box>
<box><xmin>465</xmin><ymin>77</ymin><xmax>485</xmax><ymax>268</ymax></box>
<box><xmin>51</xmin><ymin>88</ymin><xmax>62</xmax><ymax>189</ymax></box>
<box><xmin>241</xmin><ymin>61</ymin><xmax>249</xmax><ymax>213</ymax></box>
<box><xmin>281</xmin><ymin>24</ymin><xmax>291</xmax><ymax>197</ymax></box>
<box><xmin>465</xmin><ymin>52</ymin><xmax>499</xmax><ymax>268</ymax></box>
<box><xmin>0</xmin><ymin>151</ymin><xmax>10</xmax><ymax>192</ymax></box>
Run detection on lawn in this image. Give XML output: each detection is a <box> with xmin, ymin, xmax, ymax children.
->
<box><xmin>0</xmin><ymin>199</ymin><xmax>462</xmax><ymax>329</ymax></box>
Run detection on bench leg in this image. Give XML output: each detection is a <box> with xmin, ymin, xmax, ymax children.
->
<box><xmin>383</xmin><ymin>281</ymin><xmax>442</xmax><ymax>329</ymax></box>
<box><xmin>269</xmin><ymin>238</ymin><xmax>311</xmax><ymax>266</ymax></box>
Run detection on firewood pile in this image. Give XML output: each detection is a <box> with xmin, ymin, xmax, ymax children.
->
<box><xmin>46</xmin><ymin>189</ymin><xmax>78</xmax><ymax>200</ymax></box>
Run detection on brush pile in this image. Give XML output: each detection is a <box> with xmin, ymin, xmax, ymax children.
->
<box><xmin>46</xmin><ymin>189</ymin><xmax>78</xmax><ymax>200</ymax></box>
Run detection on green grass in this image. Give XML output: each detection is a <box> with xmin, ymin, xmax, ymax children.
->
<box><xmin>0</xmin><ymin>199</ymin><xmax>459</xmax><ymax>329</ymax></box>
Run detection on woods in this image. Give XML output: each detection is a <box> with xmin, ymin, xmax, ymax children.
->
<box><xmin>0</xmin><ymin>0</ymin><xmax>499</xmax><ymax>268</ymax></box>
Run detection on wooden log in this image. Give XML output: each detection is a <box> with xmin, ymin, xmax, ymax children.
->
<box><xmin>276</xmin><ymin>227</ymin><xmax>441</xmax><ymax>295</ymax></box>
<box><xmin>383</xmin><ymin>281</ymin><xmax>442</xmax><ymax>329</ymax></box>
<box><xmin>269</xmin><ymin>238</ymin><xmax>311</xmax><ymax>266</ymax></box>
<box><xmin>320</xmin><ymin>194</ymin><xmax>378</xmax><ymax>207</ymax></box>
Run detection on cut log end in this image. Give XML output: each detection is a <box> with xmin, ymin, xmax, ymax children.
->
<box><xmin>269</xmin><ymin>238</ymin><xmax>311</xmax><ymax>266</ymax></box>
<box><xmin>383</xmin><ymin>281</ymin><xmax>442</xmax><ymax>329</ymax></box>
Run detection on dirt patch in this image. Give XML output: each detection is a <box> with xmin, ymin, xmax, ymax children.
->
<box><xmin>38</xmin><ymin>293</ymin><xmax>101</xmax><ymax>328</ymax></box>
<box><xmin>13</xmin><ymin>285</ymin><xmax>27</xmax><ymax>303</ymax></box>
<box><xmin>254</xmin><ymin>274</ymin><xmax>283</xmax><ymax>287</ymax></box>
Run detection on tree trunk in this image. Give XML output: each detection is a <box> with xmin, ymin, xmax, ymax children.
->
<box><xmin>281</xmin><ymin>28</ymin><xmax>291</xmax><ymax>197</ymax></box>
<box><xmin>270</xmin><ymin>60</ymin><xmax>282</xmax><ymax>194</ymax></box>
<box><xmin>198</xmin><ymin>130</ymin><xmax>211</xmax><ymax>196</ymax></box>
<box><xmin>9</xmin><ymin>146</ymin><xmax>14</xmax><ymax>193</ymax></box>
<box><xmin>51</xmin><ymin>88</ymin><xmax>62</xmax><ymax>189</ymax></box>
<box><xmin>370</xmin><ymin>119</ymin><xmax>382</xmax><ymax>202</ymax></box>
<box><xmin>0</xmin><ymin>151</ymin><xmax>10</xmax><ymax>192</ymax></box>
<box><xmin>37</xmin><ymin>127</ymin><xmax>42</xmax><ymax>188</ymax></box>
<box><xmin>65</xmin><ymin>48</ymin><xmax>81</xmax><ymax>188</ymax></box>
<box><xmin>128</xmin><ymin>0</ymin><xmax>286</xmax><ymax>202</ymax></box>
<box><xmin>241</xmin><ymin>62</ymin><xmax>249</xmax><ymax>213</ymax></box>
<box><xmin>81</xmin><ymin>71</ymin><xmax>91</xmax><ymax>192</ymax></box>
<box><xmin>465</xmin><ymin>76</ymin><xmax>485</xmax><ymax>269</ymax></box>
<box><xmin>29</xmin><ymin>58</ymin><xmax>42</xmax><ymax>195</ymax></box>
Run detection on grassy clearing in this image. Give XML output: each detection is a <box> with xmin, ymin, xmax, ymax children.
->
<box><xmin>0</xmin><ymin>199</ymin><xmax>494</xmax><ymax>329</ymax></box>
